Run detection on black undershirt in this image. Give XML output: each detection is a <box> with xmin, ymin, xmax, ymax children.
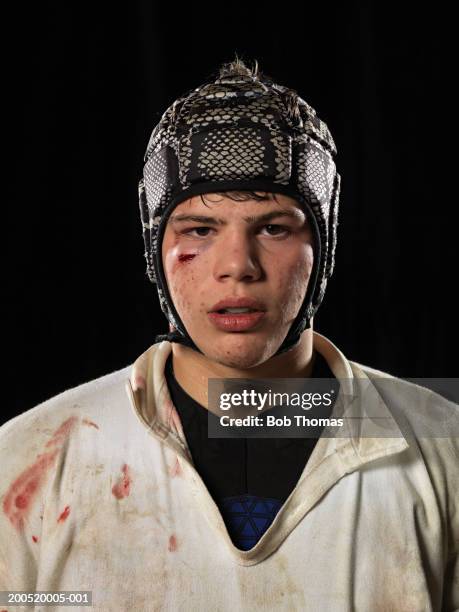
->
<box><xmin>164</xmin><ymin>350</ymin><xmax>338</xmax><ymax>551</ymax></box>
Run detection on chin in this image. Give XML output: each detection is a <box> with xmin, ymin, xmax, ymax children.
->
<box><xmin>203</xmin><ymin>332</ymin><xmax>280</xmax><ymax>370</ymax></box>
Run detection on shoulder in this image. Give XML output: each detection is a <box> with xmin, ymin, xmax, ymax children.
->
<box><xmin>0</xmin><ymin>363</ymin><xmax>132</xmax><ymax>461</ymax></box>
<box><xmin>350</xmin><ymin>360</ymin><xmax>458</xmax><ymax>537</ymax></box>
<box><xmin>349</xmin><ymin>359</ymin><xmax>459</xmax><ymax>462</ymax></box>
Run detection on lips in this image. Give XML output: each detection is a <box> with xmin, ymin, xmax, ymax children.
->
<box><xmin>208</xmin><ymin>310</ymin><xmax>266</xmax><ymax>332</ymax></box>
<box><xmin>209</xmin><ymin>296</ymin><xmax>266</xmax><ymax>313</ymax></box>
<box><xmin>208</xmin><ymin>297</ymin><xmax>266</xmax><ymax>332</ymax></box>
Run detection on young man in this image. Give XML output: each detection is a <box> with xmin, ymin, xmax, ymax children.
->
<box><xmin>1</xmin><ymin>58</ymin><xmax>457</xmax><ymax>611</ymax></box>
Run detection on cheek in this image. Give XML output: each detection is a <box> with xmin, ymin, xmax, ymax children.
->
<box><xmin>276</xmin><ymin>244</ymin><xmax>314</xmax><ymax>304</ymax></box>
<box><xmin>163</xmin><ymin>242</ymin><xmax>208</xmax><ymax>316</ymax></box>
<box><xmin>303</xmin><ymin>244</ymin><xmax>314</xmax><ymax>277</ymax></box>
<box><xmin>283</xmin><ymin>243</ymin><xmax>314</xmax><ymax>281</ymax></box>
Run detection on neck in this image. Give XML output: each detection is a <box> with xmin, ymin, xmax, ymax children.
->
<box><xmin>171</xmin><ymin>328</ymin><xmax>315</xmax><ymax>412</ymax></box>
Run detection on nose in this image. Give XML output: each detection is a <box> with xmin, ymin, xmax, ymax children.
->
<box><xmin>213</xmin><ymin>228</ymin><xmax>262</xmax><ymax>283</ymax></box>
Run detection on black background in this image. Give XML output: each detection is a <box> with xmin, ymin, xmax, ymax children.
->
<box><xmin>5</xmin><ymin>3</ymin><xmax>456</xmax><ymax>424</ymax></box>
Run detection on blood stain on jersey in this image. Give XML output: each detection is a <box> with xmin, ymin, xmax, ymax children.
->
<box><xmin>112</xmin><ymin>463</ymin><xmax>132</xmax><ymax>499</ymax></box>
<box><xmin>57</xmin><ymin>505</ymin><xmax>71</xmax><ymax>523</ymax></box>
<box><xmin>168</xmin><ymin>534</ymin><xmax>178</xmax><ymax>552</ymax></box>
<box><xmin>3</xmin><ymin>416</ymin><xmax>78</xmax><ymax>530</ymax></box>
<box><xmin>45</xmin><ymin>416</ymin><xmax>79</xmax><ymax>448</ymax></box>
<box><xmin>134</xmin><ymin>375</ymin><xmax>146</xmax><ymax>391</ymax></box>
<box><xmin>168</xmin><ymin>456</ymin><xmax>182</xmax><ymax>477</ymax></box>
<box><xmin>82</xmin><ymin>418</ymin><xmax>100</xmax><ymax>429</ymax></box>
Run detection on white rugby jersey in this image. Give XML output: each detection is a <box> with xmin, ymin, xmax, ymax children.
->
<box><xmin>0</xmin><ymin>332</ymin><xmax>457</xmax><ymax>611</ymax></box>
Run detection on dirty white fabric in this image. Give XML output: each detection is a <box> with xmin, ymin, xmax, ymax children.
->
<box><xmin>0</xmin><ymin>331</ymin><xmax>458</xmax><ymax>611</ymax></box>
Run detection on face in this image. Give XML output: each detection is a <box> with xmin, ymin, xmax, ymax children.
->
<box><xmin>161</xmin><ymin>192</ymin><xmax>314</xmax><ymax>369</ymax></box>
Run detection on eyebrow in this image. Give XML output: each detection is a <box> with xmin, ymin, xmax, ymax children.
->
<box><xmin>168</xmin><ymin>210</ymin><xmax>303</xmax><ymax>226</ymax></box>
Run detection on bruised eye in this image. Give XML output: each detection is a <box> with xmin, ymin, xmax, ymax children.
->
<box><xmin>180</xmin><ymin>227</ymin><xmax>213</xmax><ymax>237</ymax></box>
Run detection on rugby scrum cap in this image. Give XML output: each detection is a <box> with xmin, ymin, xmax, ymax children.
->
<box><xmin>138</xmin><ymin>56</ymin><xmax>341</xmax><ymax>357</ymax></box>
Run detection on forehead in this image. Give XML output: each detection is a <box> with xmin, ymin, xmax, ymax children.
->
<box><xmin>170</xmin><ymin>191</ymin><xmax>304</xmax><ymax>218</ymax></box>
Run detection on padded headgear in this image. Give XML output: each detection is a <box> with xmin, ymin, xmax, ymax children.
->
<box><xmin>138</xmin><ymin>59</ymin><xmax>341</xmax><ymax>356</ymax></box>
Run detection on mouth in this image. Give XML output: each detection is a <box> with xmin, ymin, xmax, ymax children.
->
<box><xmin>208</xmin><ymin>308</ymin><xmax>266</xmax><ymax>332</ymax></box>
<box><xmin>214</xmin><ymin>307</ymin><xmax>260</xmax><ymax>314</ymax></box>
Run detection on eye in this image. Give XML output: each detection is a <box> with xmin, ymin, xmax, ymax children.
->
<box><xmin>260</xmin><ymin>224</ymin><xmax>291</xmax><ymax>237</ymax></box>
<box><xmin>181</xmin><ymin>226</ymin><xmax>213</xmax><ymax>237</ymax></box>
